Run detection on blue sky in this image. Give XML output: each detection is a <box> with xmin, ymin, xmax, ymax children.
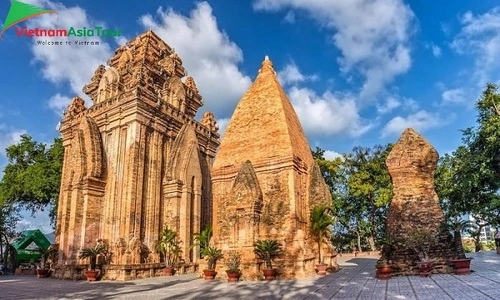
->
<box><xmin>1</xmin><ymin>0</ymin><xmax>500</xmax><ymax>232</ymax></box>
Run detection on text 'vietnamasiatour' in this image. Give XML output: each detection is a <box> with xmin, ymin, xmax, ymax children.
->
<box><xmin>14</xmin><ymin>26</ymin><xmax>121</xmax><ymax>37</ymax></box>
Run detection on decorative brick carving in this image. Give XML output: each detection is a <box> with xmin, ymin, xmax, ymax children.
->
<box><xmin>200</xmin><ymin>112</ymin><xmax>218</xmax><ymax>132</ymax></box>
<box><xmin>218</xmin><ymin>161</ymin><xmax>263</xmax><ymax>247</ymax></box>
<box><xmin>63</xmin><ymin>97</ymin><xmax>87</xmax><ymax>119</ymax></box>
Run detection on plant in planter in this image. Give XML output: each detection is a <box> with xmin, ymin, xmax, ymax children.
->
<box><xmin>375</xmin><ymin>259</ymin><xmax>392</xmax><ymax>280</ymax></box>
<box><xmin>79</xmin><ymin>243</ymin><xmax>107</xmax><ymax>281</ymax></box>
<box><xmin>157</xmin><ymin>226</ymin><xmax>181</xmax><ymax>276</ymax></box>
<box><xmin>193</xmin><ymin>226</ymin><xmax>223</xmax><ymax>280</ymax></box>
<box><xmin>36</xmin><ymin>245</ymin><xmax>58</xmax><ymax>278</ymax></box>
<box><xmin>253</xmin><ymin>239</ymin><xmax>283</xmax><ymax>281</ymax></box>
<box><xmin>445</xmin><ymin>218</ymin><xmax>474</xmax><ymax>274</ymax></box>
<box><xmin>310</xmin><ymin>204</ymin><xmax>334</xmax><ymax>275</ymax></box>
<box><xmin>192</xmin><ymin>225</ymin><xmax>212</xmax><ymax>258</ymax></box>
<box><xmin>224</xmin><ymin>251</ymin><xmax>241</xmax><ymax>283</ymax></box>
<box><xmin>201</xmin><ymin>246</ymin><xmax>223</xmax><ymax>280</ymax></box>
<box><xmin>375</xmin><ymin>240</ymin><xmax>394</xmax><ymax>279</ymax></box>
<box><xmin>406</xmin><ymin>228</ymin><xmax>437</xmax><ymax>277</ymax></box>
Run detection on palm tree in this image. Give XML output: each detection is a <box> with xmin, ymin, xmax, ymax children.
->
<box><xmin>445</xmin><ymin>218</ymin><xmax>474</xmax><ymax>258</ymax></box>
<box><xmin>310</xmin><ymin>205</ymin><xmax>334</xmax><ymax>264</ymax></box>
<box><xmin>253</xmin><ymin>239</ymin><xmax>283</xmax><ymax>270</ymax></box>
<box><xmin>192</xmin><ymin>225</ymin><xmax>212</xmax><ymax>258</ymax></box>
<box><xmin>203</xmin><ymin>246</ymin><xmax>223</xmax><ymax>271</ymax></box>
<box><xmin>157</xmin><ymin>226</ymin><xmax>181</xmax><ymax>268</ymax></box>
<box><xmin>79</xmin><ymin>244</ymin><xmax>106</xmax><ymax>271</ymax></box>
<box><xmin>38</xmin><ymin>244</ymin><xmax>58</xmax><ymax>269</ymax></box>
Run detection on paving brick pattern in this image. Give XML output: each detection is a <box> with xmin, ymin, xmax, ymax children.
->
<box><xmin>1</xmin><ymin>251</ymin><xmax>499</xmax><ymax>300</ymax></box>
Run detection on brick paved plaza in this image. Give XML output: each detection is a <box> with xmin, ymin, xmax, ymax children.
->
<box><xmin>1</xmin><ymin>251</ymin><xmax>499</xmax><ymax>300</ymax></box>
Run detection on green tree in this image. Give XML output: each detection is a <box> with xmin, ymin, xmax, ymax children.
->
<box><xmin>313</xmin><ymin>145</ymin><xmax>392</xmax><ymax>252</ymax></box>
<box><xmin>435</xmin><ymin>151</ymin><xmax>475</xmax><ymax>257</ymax></box>
<box><xmin>324</xmin><ymin>144</ymin><xmax>392</xmax><ymax>251</ymax></box>
<box><xmin>463</xmin><ymin>84</ymin><xmax>500</xmax><ymax>227</ymax></box>
<box><xmin>345</xmin><ymin>145</ymin><xmax>393</xmax><ymax>251</ymax></box>
<box><xmin>312</xmin><ymin>147</ymin><xmax>342</xmax><ymax>190</ymax></box>
<box><xmin>435</xmin><ymin>83</ymin><xmax>500</xmax><ymax>252</ymax></box>
<box><xmin>0</xmin><ymin>203</ymin><xmax>20</xmax><ymax>271</ymax></box>
<box><xmin>0</xmin><ymin>134</ymin><xmax>63</xmax><ymax>224</ymax></box>
<box><xmin>310</xmin><ymin>205</ymin><xmax>334</xmax><ymax>264</ymax></box>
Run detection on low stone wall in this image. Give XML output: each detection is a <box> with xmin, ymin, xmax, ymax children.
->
<box><xmin>51</xmin><ymin>262</ymin><xmax>199</xmax><ymax>281</ymax></box>
<box><xmin>51</xmin><ymin>264</ymin><xmax>86</xmax><ymax>280</ymax></box>
<box><xmin>389</xmin><ymin>258</ymin><xmax>456</xmax><ymax>276</ymax></box>
<box><xmin>212</xmin><ymin>254</ymin><xmax>338</xmax><ymax>281</ymax></box>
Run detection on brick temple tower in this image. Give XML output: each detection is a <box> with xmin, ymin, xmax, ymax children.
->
<box><xmin>211</xmin><ymin>56</ymin><xmax>336</xmax><ymax>279</ymax></box>
<box><xmin>55</xmin><ymin>30</ymin><xmax>220</xmax><ymax>280</ymax></box>
<box><xmin>384</xmin><ymin>128</ymin><xmax>458</xmax><ymax>275</ymax></box>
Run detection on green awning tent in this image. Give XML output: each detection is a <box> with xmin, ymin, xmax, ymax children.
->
<box><xmin>11</xmin><ymin>229</ymin><xmax>51</xmax><ymax>266</ymax></box>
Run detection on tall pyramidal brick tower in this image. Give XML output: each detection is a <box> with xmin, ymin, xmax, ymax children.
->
<box><xmin>211</xmin><ymin>56</ymin><xmax>336</xmax><ymax>280</ymax></box>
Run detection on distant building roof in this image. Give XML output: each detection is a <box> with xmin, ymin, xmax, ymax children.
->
<box><xmin>12</xmin><ymin>229</ymin><xmax>51</xmax><ymax>251</ymax></box>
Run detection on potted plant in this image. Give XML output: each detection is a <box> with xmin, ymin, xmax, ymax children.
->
<box><xmin>157</xmin><ymin>226</ymin><xmax>181</xmax><ymax>276</ymax></box>
<box><xmin>224</xmin><ymin>251</ymin><xmax>241</xmax><ymax>282</ymax></box>
<box><xmin>446</xmin><ymin>218</ymin><xmax>473</xmax><ymax>275</ymax></box>
<box><xmin>79</xmin><ymin>243</ymin><xmax>107</xmax><ymax>281</ymax></box>
<box><xmin>406</xmin><ymin>228</ymin><xmax>436</xmax><ymax>277</ymax></box>
<box><xmin>375</xmin><ymin>239</ymin><xmax>393</xmax><ymax>279</ymax></box>
<box><xmin>375</xmin><ymin>259</ymin><xmax>392</xmax><ymax>280</ymax></box>
<box><xmin>202</xmin><ymin>246</ymin><xmax>223</xmax><ymax>280</ymax></box>
<box><xmin>310</xmin><ymin>204</ymin><xmax>334</xmax><ymax>275</ymax></box>
<box><xmin>192</xmin><ymin>225</ymin><xmax>212</xmax><ymax>258</ymax></box>
<box><xmin>36</xmin><ymin>244</ymin><xmax>58</xmax><ymax>278</ymax></box>
<box><xmin>253</xmin><ymin>239</ymin><xmax>283</xmax><ymax>281</ymax></box>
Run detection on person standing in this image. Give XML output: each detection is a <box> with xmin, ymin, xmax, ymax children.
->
<box><xmin>494</xmin><ymin>229</ymin><xmax>500</xmax><ymax>254</ymax></box>
<box><xmin>0</xmin><ymin>259</ymin><xmax>4</xmax><ymax>275</ymax></box>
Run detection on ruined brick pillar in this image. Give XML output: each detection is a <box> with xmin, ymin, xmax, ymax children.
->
<box><xmin>385</xmin><ymin>128</ymin><xmax>457</xmax><ymax>275</ymax></box>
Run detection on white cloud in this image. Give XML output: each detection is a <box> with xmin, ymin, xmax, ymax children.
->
<box><xmin>425</xmin><ymin>43</ymin><xmax>441</xmax><ymax>57</ymax></box>
<box><xmin>451</xmin><ymin>7</ymin><xmax>500</xmax><ymax>86</ymax></box>
<box><xmin>278</xmin><ymin>62</ymin><xmax>318</xmax><ymax>85</ymax></box>
<box><xmin>24</xmin><ymin>0</ymin><xmax>115</xmax><ymax>111</ymax></box>
<box><xmin>284</xmin><ymin>11</ymin><xmax>296</xmax><ymax>23</ymax></box>
<box><xmin>0</xmin><ymin>127</ymin><xmax>27</xmax><ymax>157</ymax></box>
<box><xmin>139</xmin><ymin>2</ymin><xmax>252</xmax><ymax>118</ymax></box>
<box><xmin>431</xmin><ymin>45</ymin><xmax>442</xmax><ymax>57</ymax></box>
<box><xmin>16</xmin><ymin>207</ymin><xmax>54</xmax><ymax>234</ymax></box>
<box><xmin>377</xmin><ymin>97</ymin><xmax>401</xmax><ymax>114</ymax></box>
<box><xmin>48</xmin><ymin>93</ymin><xmax>72</xmax><ymax>116</ymax></box>
<box><xmin>287</xmin><ymin>86</ymin><xmax>371</xmax><ymax>137</ymax></box>
<box><xmin>382</xmin><ymin>110</ymin><xmax>441</xmax><ymax>137</ymax></box>
<box><xmin>254</xmin><ymin>0</ymin><xmax>415</xmax><ymax>101</ymax></box>
<box><xmin>216</xmin><ymin>117</ymin><xmax>230</xmax><ymax>138</ymax></box>
<box><xmin>402</xmin><ymin>97</ymin><xmax>419</xmax><ymax>112</ymax></box>
<box><xmin>323</xmin><ymin>150</ymin><xmax>341</xmax><ymax>160</ymax></box>
<box><xmin>441</xmin><ymin>88</ymin><xmax>467</xmax><ymax>105</ymax></box>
